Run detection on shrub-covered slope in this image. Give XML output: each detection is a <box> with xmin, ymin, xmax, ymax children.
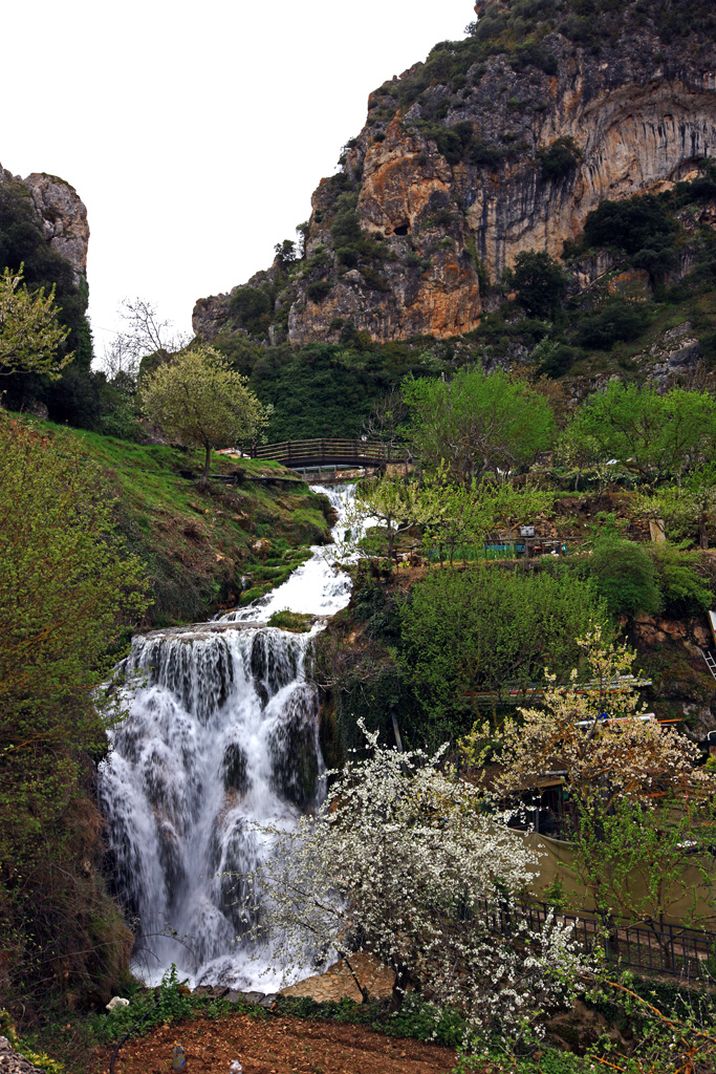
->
<box><xmin>25</xmin><ymin>419</ymin><xmax>332</xmax><ymax>626</ymax></box>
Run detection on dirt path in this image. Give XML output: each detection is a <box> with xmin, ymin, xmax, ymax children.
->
<box><xmin>104</xmin><ymin>1013</ymin><xmax>456</xmax><ymax>1074</ymax></box>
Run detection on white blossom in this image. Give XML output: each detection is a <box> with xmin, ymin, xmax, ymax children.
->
<box><xmin>248</xmin><ymin>726</ymin><xmax>585</xmax><ymax>1042</ymax></box>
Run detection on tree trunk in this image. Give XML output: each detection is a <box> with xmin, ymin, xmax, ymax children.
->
<box><xmin>390</xmin><ymin>962</ymin><xmax>410</xmax><ymax>1012</ymax></box>
<box><xmin>202</xmin><ymin>443</ymin><xmax>212</xmax><ymax>482</ymax></box>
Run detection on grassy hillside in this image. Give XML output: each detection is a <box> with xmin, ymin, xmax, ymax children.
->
<box><xmin>27</xmin><ymin>419</ymin><xmax>332</xmax><ymax>626</ymax></box>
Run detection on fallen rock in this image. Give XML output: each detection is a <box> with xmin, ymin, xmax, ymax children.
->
<box><xmin>0</xmin><ymin>1037</ymin><xmax>44</xmax><ymax>1074</ymax></box>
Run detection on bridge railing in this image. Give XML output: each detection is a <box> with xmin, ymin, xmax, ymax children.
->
<box><xmin>252</xmin><ymin>439</ymin><xmax>408</xmax><ymax>466</ymax></box>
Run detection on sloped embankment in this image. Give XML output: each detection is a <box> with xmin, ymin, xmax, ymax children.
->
<box><xmin>29</xmin><ymin>419</ymin><xmax>333</xmax><ymax>627</ymax></box>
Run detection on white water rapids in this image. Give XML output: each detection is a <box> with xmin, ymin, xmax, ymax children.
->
<box><xmin>98</xmin><ymin>484</ymin><xmax>357</xmax><ymax>990</ymax></box>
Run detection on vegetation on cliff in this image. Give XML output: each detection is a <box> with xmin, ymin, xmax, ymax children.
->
<box><xmin>0</xmin><ymin>416</ymin><xmax>148</xmax><ymax>1017</ymax></box>
<box><xmin>0</xmin><ymin>173</ymin><xmax>97</xmax><ymax>427</ymax></box>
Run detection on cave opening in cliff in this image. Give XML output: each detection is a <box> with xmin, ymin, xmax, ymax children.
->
<box><xmin>394</xmin><ymin>222</ymin><xmax>410</xmax><ymax>236</ymax></box>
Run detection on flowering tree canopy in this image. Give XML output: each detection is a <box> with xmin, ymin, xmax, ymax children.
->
<box><xmin>468</xmin><ymin>628</ymin><xmax>709</xmax><ymax>813</ymax></box>
<box><xmin>255</xmin><ymin>728</ymin><xmax>584</xmax><ymax>1042</ymax></box>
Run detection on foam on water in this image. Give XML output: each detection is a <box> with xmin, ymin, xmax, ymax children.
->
<box><xmin>99</xmin><ymin>484</ymin><xmax>356</xmax><ymax>988</ymax></box>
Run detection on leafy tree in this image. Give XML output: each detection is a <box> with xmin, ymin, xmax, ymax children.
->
<box><xmin>647</xmin><ymin>541</ymin><xmax>712</xmax><ymax>613</ymax></box>
<box><xmin>477</xmin><ymin>630</ymin><xmax>715</xmax><ymax>944</ymax></box>
<box><xmin>274</xmin><ymin>239</ymin><xmax>298</xmax><ymax>268</ymax></box>
<box><xmin>0</xmin><ymin>175</ymin><xmax>94</xmax><ymax>425</ymax></box>
<box><xmin>399</xmin><ymin>567</ymin><xmax>606</xmax><ymax>743</ymax></box>
<box><xmin>589</xmin><ymin>533</ymin><xmax>662</xmax><ymax>617</ymax></box>
<box><xmin>510</xmin><ymin>251</ymin><xmax>567</xmax><ymax>319</ymax></box>
<box><xmin>403</xmin><ymin>366</ymin><xmax>555</xmax><ymax>483</ymax></box>
<box><xmin>140</xmin><ymin>346</ymin><xmax>268</xmax><ymax>479</ymax></box>
<box><xmin>0</xmin><ymin>265</ymin><xmax>71</xmax><ymax>376</ymax></box>
<box><xmin>637</xmin><ymin>467</ymin><xmax>716</xmax><ymax>548</ymax></box>
<box><xmin>421</xmin><ymin>469</ymin><xmax>555</xmax><ymax>563</ymax></box>
<box><xmin>537</xmin><ymin>136</ymin><xmax>582</xmax><ymax>181</ymax></box>
<box><xmin>575</xmin><ymin>297</ymin><xmax>650</xmax><ymax>349</ymax></box>
<box><xmin>354</xmin><ymin>475</ymin><xmax>435</xmax><ymax>562</ymax></box>
<box><xmin>256</xmin><ymin>728</ymin><xmax>583</xmax><ymax>1042</ymax></box>
<box><xmin>572</xmin><ymin>794</ymin><xmax>715</xmax><ymax>937</ymax></box>
<box><xmin>561</xmin><ymin>382</ymin><xmax>716</xmax><ymax>485</ymax></box>
<box><xmin>229</xmin><ymin>284</ymin><xmax>273</xmax><ymax>339</ymax></box>
<box><xmin>584</xmin><ymin>194</ymin><xmax>676</xmax><ymax>256</ymax></box>
<box><xmin>0</xmin><ymin>416</ymin><xmax>149</xmax><ymax>1010</ymax></box>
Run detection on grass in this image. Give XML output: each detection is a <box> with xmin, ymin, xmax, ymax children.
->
<box><xmin>18</xmin><ymin>417</ymin><xmax>332</xmax><ymax>627</ymax></box>
<box><xmin>268</xmin><ymin>610</ymin><xmax>316</xmax><ymax>632</ymax></box>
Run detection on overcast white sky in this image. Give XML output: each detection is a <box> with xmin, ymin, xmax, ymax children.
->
<box><xmin>1</xmin><ymin>1</ymin><xmax>470</xmax><ymax>359</ymax></box>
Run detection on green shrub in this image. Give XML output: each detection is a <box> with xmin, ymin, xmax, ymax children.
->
<box><xmin>584</xmin><ymin>195</ymin><xmax>676</xmax><ymax>256</ymax></box>
<box><xmin>537</xmin><ymin>136</ymin><xmax>582</xmax><ymax>181</ymax></box>
<box><xmin>0</xmin><ymin>178</ymin><xmax>94</xmax><ymax>427</ymax></box>
<box><xmin>87</xmin><ymin>966</ymin><xmax>248</xmax><ymax>1044</ymax></box>
<box><xmin>533</xmin><ymin>340</ymin><xmax>583</xmax><ymax>377</ymax></box>
<box><xmin>589</xmin><ymin>534</ymin><xmax>662</xmax><ymax>617</ymax></box>
<box><xmin>267</xmin><ymin>610</ymin><xmax>315</xmax><ymax>632</ymax></box>
<box><xmin>399</xmin><ymin>566</ymin><xmax>606</xmax><ymax>744</ymax></box>
<box><xmin>229</xmin><ymin>284</ymin><xmax>273</xmax><ymax>338</ymax></box>
<box><xmin>575</xmin><ymin>298</ymin><xmax>650</xmax><ymax>349</ymax></box>
<box><xmin>648</xmin><ymin>543</ymin><xmax>712</xmax><ymax>614</ymax></box>
<box><xmin>412</xmin><ymin>120</ymin><xmax>504</xmax><ymax>168</ymax></box>
<box><xmin>307</xmin><ymin>279</ymin><xmax>332</xmax><ymax>303</ymax></box>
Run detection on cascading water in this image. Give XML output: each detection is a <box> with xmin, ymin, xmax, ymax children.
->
<box><xmin>99</xmin><ymin>485</ymin><xmax>358</xmax><ymax>989</ymax></box>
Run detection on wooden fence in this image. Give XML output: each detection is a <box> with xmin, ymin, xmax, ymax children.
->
<box><xmin>252</xmin><ymin>439</ymin><xmax>407</xmax><ymax>469</ymax></box>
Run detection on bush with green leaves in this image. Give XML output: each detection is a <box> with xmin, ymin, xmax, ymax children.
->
<box><xmin>561</xmin><ymin>383</ymin><xmax>716</xmax><ymax>485</ymax></box>
<box><xmin>647</xmin><ymin>542</ymin><xmax>712</xmax><ymax>614</ymax></box>
<box><xmin>584</xmin><ymin>193</ymin><xmax>677</xmax><ymax>257</ymax></box>
<box><xmin>229</xmin><ymin>284</ymin><xmax>273</xmax><ymax>339</ymax></box>
<box><xmin>330</xmin><ymin>192</ymin><xmax>385</xmax><ymax>268</ymax></box>
<box><xmin>0</xmin><ymin>176</ymin><xmax>94</xmax><ymax>426</ymax></box>
<box><xmin>537</xmin><ymin>136</ymin><xmax>582</xmax><ymax>181</ymax></box>
<box><xmin>0</xmin><ymin>417</ymin><xmax>149</xmax><ymax>1014</ymax></box>
<box><xmin>399</xmin><ymin>565</ymin><xmax>607</xmax><ymax>743</ymax></box>
<box><xmin>575</xmin><ymin>298</ymin><xmax>650</xmax><ymax>349</ymax></box>
<box><xmin>588</xmin><ymin>533</ymin><xmax>662</xmax><ymax>617</ymax></box>
<box><xmin>87</xmin><ymin>966</ymin><xmax>249</xmax><ymax>1044</ymax></box>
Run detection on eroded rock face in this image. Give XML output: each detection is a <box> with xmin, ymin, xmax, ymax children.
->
<box><xmin>194</xmin><ymin>3</ymin><xmax>716</xmax><ymax>346</ymax></box>
<box><xmin>23</xmin><ymin>172</ymin><xmax>89</xmax><ymax>283</ymax></box>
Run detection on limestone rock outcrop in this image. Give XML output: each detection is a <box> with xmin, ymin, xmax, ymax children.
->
<box><xmin>0</xmin><ymin>165</ymin><xmax>89</xmax><ymax>285</ymax></box>
<box><xmin>23</xmin><ymin>172</ymin><xmax>89</xmax><ymax>283</ymax></box>
<box><xmin>194</xmin><ymin>0</ymin><xmax>716</xmax><ymax>346</ymax></box>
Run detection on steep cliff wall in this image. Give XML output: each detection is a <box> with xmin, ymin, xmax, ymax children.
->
<box><xmin>23</xmin><ymin>172</ymin><xmax>89</xmax><ymax>283</ymax></box>
<box><xmin>194</xmin><ymin>0</ymin><xmax>716</xmax><ymax>347</ymax></box>
<box><xmin>0</xmin><ymin>162</ymin><xmax>94</xmax><ymax>423</ymax></box>
<box><xmin>0</xmin><ymin>165</ymin><xmax>89</xmax><ymax>284</ymax></box>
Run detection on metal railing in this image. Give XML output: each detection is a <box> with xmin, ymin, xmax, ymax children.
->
<box><xmin>480</xmin><ymin>898</ymin><xmax>715</xmax><ymax>980</ymax></box>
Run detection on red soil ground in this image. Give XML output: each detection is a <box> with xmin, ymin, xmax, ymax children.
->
<box><xmin>101</xmin><ymin>1013</ymin><xmax>456</xmax><ymax>1074</ymax></box>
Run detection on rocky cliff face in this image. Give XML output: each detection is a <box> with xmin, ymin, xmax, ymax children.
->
<box><xmin>0</xmin><ymin>164</ymin><xmax>89</xmax><ymax>284</ymax></box>
<box><xmin>23</xmin><ymin>172</ymin><xmax>89</xmax><ymax>283</ymax></box>
<box><xmin>194</xmin><ymin>0</ymin><xmax>716</xmax><ymax>347</ymax></box>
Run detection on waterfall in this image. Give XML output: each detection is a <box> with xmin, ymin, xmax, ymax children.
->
<box><xmin>99</xmin><ymin>484</ymin><xmax>357</xmax><ymax>990</ymax></box>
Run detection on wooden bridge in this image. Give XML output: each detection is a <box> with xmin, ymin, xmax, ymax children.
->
<box><xmin>252</xmin><ymin>438</ymin><xmax>407</xmax><ymax>471</ymax></box>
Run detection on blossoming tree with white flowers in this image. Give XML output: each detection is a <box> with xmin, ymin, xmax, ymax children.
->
<box><xmin>255</xmin><ymin>727</ymin><xmax>584</xmax><ymax>1044</ymax></box>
